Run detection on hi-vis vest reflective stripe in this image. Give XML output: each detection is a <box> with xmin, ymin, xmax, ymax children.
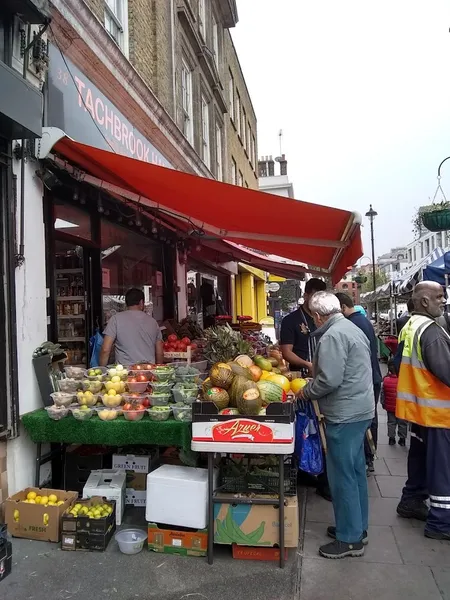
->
<box><xmin>396</xmin><ymin>314</ymin><xmax>450</xmax><ymax>428</ymax></box>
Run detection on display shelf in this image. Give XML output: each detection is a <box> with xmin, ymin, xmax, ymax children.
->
<box><xmin>56</xmin><ymin>269</ymin><xmax>83</xmax><ymax>274</ymax></box>
<box><xmin>57</xmin><ymin>296</ymin><xmax>84</xmax><ymax>301</ymax></box>
<box><xmin>59</xmin><ymin>337</ymin><xmax>85</xmax><ymax>342</ymax></box>
<box><xmin>57</xmin><ymin>315</ymin><xmax>85</xmax><ymax>319</ymax></box>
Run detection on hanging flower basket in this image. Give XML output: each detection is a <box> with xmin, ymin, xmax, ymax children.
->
<box><xmin>354</xmin><ymin>275</ymin><xmax>367</xmax><ymax>285</ymax></box>
<box><xmin>421</xmin><ymin>208</ymin><xmax>450</xmax><ymax>232</ymax></box>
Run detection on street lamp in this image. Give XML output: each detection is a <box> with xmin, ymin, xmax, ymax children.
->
<box><xmin>365</xmin><ymin>205</ymin><xmax>378</xmax><ymax>321</ymax></box>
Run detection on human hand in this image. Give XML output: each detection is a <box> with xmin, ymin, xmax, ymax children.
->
<box><xmin>305</xmin><ymin>362</ymin><xmax>313</xmax><ymax>376</ymax></box>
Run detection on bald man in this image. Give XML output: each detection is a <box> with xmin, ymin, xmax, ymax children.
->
<box><xmin>396</xmin><ymin>282</ymin><xmax>450</xmax><ymax>540</ymax></box>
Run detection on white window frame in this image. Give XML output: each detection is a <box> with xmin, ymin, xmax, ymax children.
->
<box><xmin>238</xmin><ymin>171</ymin><xmax>243</xmax><ymax>187</ymax></box>
<box><xmin>252</xmin><ymin>134</ymin><xmax>256</xmax><ymax>168</ymax></box>
<box><xmin>198</xmin><ymin>0</ymin><xmax>206</xmax><ymax>40</ymax></box>
<box><xmin>201</xmin><ymin>95</ymin><xmax>210</xmax><ymax>169</ymax></box>
<box><xmin>229</xmin><ymin>71</ymin><xmax>234</xmax><ymax>121</ymax></box>
<box><xmin>104</xmin><ymin>0</ymin><xmax>129</xmax><ymax>57</ymax></box>
<box><xmin>181</xmin><ymin>59</ymin><xmax>194</xmax><ymax>144</ymax></box>
<box><xmin>215</xmin><ymin>123</ymin><xmax>223</xmax><ymax>181</ymax></box>
<box><xmin>247</xmin><ymin>122</ymin><xmax>251</xmax><ymax>155</ymax></box>
<box><xmin>212</xmin><ymin>14</ymin><xmax>219</xmax><ymax>69</ymax></box>
<box><xmin>231</xmin><ymin>157</ymin><xmax>237</xmax><ymax>185</ymax></box>
<box><xmin>235</xmin><ymin>91</ymin><xmax>241</xmax><ymax>137</ymax></box>
<box><xmin>242</xmin><ymin>107</ymin><xmax>247</xmax><ymax>149</ymax></box>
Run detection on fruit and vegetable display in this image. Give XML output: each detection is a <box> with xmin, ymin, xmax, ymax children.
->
<box><xmin>19</xmin><ymin>491</ymin><xmax>65</xmax><ymax>507</ymax></box>
<box><xmin>66</xmin><ymin>500</ymin><xmax>114</xmax><ymax>520</ymax></box>
<box><xmin>201</xmin><ymin>353</ymin><xmax>308</xmax><ymax>416</ymax></box>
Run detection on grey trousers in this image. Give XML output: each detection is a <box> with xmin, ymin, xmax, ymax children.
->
<box><xmin>387</xmin><ymin>411</ymin><xmax>408</xmax><ymax>439</ymax></box>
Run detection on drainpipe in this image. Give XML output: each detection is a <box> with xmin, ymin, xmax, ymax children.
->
<box><xmin>170</xmin><ymin>0</ymin><xmax>177</xmax><ymax>116</ymax></box>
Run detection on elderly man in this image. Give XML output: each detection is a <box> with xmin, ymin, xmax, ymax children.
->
<box><xmin>299</xmin><ymin>291</ymin><xmax>374</xmax><ymax>558</ymax></box>
<box><xmin>396</xmin><ymin>282</ymin><xmax>450</xmax><ymax>540</ymax></box>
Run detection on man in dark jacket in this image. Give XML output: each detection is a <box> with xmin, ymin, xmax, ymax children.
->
<box><xmin>336</xmin><ymin>293</ymin><xmax>382</xmax><ymax>471</ymax></box>
<box><xmin>397</xmin><ymin>299</ymin><xmax>414</xmax><ymax>334</ymax></box>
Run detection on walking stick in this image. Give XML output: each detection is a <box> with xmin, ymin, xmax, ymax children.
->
<box><xmin>366</xmin><ymin>429</ymin><xmax>377</xmax><ymax>457</ymax></box>
<box><xmin>311</xmin><ymin>399</ymin><xmax>327</xmax><ymax>454</ymax></box>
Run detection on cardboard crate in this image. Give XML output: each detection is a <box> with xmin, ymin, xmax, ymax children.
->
<box><xmin>0</xmin><ymin>539</ymin><xmax>12</xmax><ymax>582</ymax></box>
<box><xmin>65</xmin><ymin>446</ymin><xmax>113</xmax><ymax>495</ymax></box>
<box><xmin>232</xmin><ymin>544</ymin><xmax>288</xmax><ymax>562</ymax></box>
<box><xmin>214</xmin><ymin>495</ymin><xmax>299</xmax><ymax>547</ymax></box>
<box><xmin>83</xmin><ymin>470</ymin><xmax>126</xmax><ymax>525</ymax></box>
<box><xmin>125</xmin><ymin>472</ymin><xmax>146</xmax><ymax>506</ymax></box>
<box><xmin>112</xmin><ymin>450</ymin><xmax>159</xmax><ymax>474</ymax></box>
<box><xmin>61</xmin><ymin>497</ymin><xmax>116</xmax><ymax>551</ymax></box>
<box><xmin>4</xmin><ymin>488</ymin><xmax>78</xmax><ymax>542</ymax></box>
<box><xmin>148</xmin><ymin>523</ymin><xmax>207</xmax><ymax>557</ymax></box>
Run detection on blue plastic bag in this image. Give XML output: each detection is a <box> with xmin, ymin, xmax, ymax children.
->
<box><xmin>89</xmin><ymin>329</ymin><xmax>104</xmax><ymax>368</ymax></box>
<box><xmin>295</xmin><ymin>399</ymin><xmax>323</xmax><ymax>475</ymax></box>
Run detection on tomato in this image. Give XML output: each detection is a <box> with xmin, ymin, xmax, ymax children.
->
<box><xmin>163</xmin><ymin>342</ymin><xmax>170</xmax><ymax>351</ymax></box>
<box><xmin>190</xmin><ymin>343</ymin><xmax>197</xmax><ymax>350</ymax></box>
<box><xmin>123</xmin><ymin>403</ymin><xmax>133</xmax><ymax>411</ymax></box>
<box><xmin>136</xmin><ymin>374</ymin><xmax>148</xmax><ymax>382</ymax></box>
<box><xmin>179</xmin><ymin>342</ymin><xmax>187</xmax><ymax>352</ymax></box>
<box><xmin>127</xmin><ymin>377</ymin><xmax>137</xmax><ymax>383</ymax></box>
<box><xmin>181</xmin><ymin>337</ymin><xmax>191</xmax><ymax>345</ymax></box>
<box><xmin>141</xmin><ymin>397</ymin><xmax>150</xmax><ymax>408</ymax></box>
<box><xmin>168</xmin><ymin>334</ymin><xmax>178</xmax><ymax>343</ymax></box>
<box><xmin>144</xmin><ymin>363</ymin><xmax>154</xmax><ymax>370</ymax></box>
<box><xmin>135</xmin><ymin>365</ymin><xmax>143</xmax><ymax>370</ymax></box>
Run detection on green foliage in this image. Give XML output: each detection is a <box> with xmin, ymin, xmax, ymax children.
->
<box><xmin>360</xmin><ymin>269</ymin><xmax>389</xmax><ymax>293</ymax></box>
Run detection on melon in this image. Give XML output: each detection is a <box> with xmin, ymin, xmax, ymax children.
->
<box><xmin>202</xmin><ymin>377</ymin><xmax>214</xmax><ymax>397</ymax></box>
<box><xmin>268</xmin><ymin>357</ymin><xmax>279</xmax><ymax>368</ymax></box>
<box><xmin>227</xmin><ymin>362</ymin><xmax>253</xmax><ymax>379</ymax></box>
<box><xmin>209</xmin><ymin>363</ymin><xmax>234</xmax><ymax>389</ymax></box>
<box><xmin>228</xmin><ymin>375</ymin><xmax>258</xmax><ymax>408</ymax></box>
<box><xmin>234</xmin><ymin>354</ymin><xmax>253</xmax><ymax>368</ymax></box>
<box><xmin>219</xmin><ymin>408</ymin><xmax>239</xmax><ymax>415</ymax></box>
<box><xmin>257</xmin><ymin>380</ymin><xmax>286</xmax><ymax>404</ymax></box>
<box><xmin>236</xmin><ymin>386</ymin><xmax>262</xmax><ymax>416</ymax></box>
<box><xmin>206</xmin><ymin>387</ymin><xmax>230</xmax><ymax>410</ymax></box>
<box><xmin>253</xmin><ymin>356</ymin><xmax>272</xmax><ymax>372</ymax></box>
<box><xmin>248</xmin><ymin>364</ymin><xmax>262</xmax><ymax>382</ymax></box>
<box><xmin>267</xmin><ymin>373</ymin><xmax>291</xmax><ymax>393</ymax></box>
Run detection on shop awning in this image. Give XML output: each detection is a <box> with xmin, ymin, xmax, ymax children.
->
<box><xmin>40</xmin><ymin>128</ymin><xmax>363</xmax><ymax>283</ymax></box>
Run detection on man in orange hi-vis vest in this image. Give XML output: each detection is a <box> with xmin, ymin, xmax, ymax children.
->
<box><xmin>396</xmin><ymin>281</ymin><xmax>450</xmax><ymax>540</ymax></box>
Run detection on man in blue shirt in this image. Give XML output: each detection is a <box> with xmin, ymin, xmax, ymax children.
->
<box><xmin>336</xmin><ymin>293</ymin><xmax>382</xmax><ymax>471</ymax></box>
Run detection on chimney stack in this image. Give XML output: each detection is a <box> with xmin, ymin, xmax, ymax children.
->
<box><xmin>268</xmin><ymin>155</ymin><xmax>274</xmax><ymax>176</ymax></box>
<box><xmin>279</xmin><ymin>154</ymin><xmax>287</xmax><ymax>176</ymax></box>
<box><xmin>258</xmin><ymin>157</ymin><xmax>268</xmax><ymax>178</ymax></box>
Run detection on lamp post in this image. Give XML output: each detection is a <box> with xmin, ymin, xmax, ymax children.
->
<box><xmin>365</xmin><ymin>205</ymin><xmax>378</xmax><ymax>321</ymax></box>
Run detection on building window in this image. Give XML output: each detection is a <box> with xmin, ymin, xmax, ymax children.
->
<box><xmin>252</xmin><ymin>134</ymin><xmax>256</xmax><ymax>168</ymax></box>
<box><xmin>247</xmin><ymin>122</ymin><xmax>251</xmax><ymax>155</ymax></box>
<box><xmin>231</xmin><ymin>157</ymin><xmax>237</xmax><ymax>185</ymax></box>
<box><xmin>201</xmin><ymin>95</ymin><xmax>210</xmax><ymax>168</ymax></box>
<box><xmin>413</xmin><ymin>247</ymin><xmax>417</xmax><ymax>262</ymax></box>
<box><xmin>235</xmin><ymin>91</ymin><xmax>241</xmax><ymax>136</ymax></box>
<box><xmin>181</xmin><ymin>59</ymin><xmax>193</xmax><ymax>144</ymax></box>
<box><xmin>105</xmin><ymin>0</ymin><xmax>129</xmax><ymax>54</ymax></box>
<box><xmin>437</xmin><ymin>232</ymin><xmax>443</xmax><ymax>247</ymax></box>
<box><xmin>238</xmin><ymin>170</ymin><xmax>243</xmax><ymax>187</ymax></box>
<box><xmin>431</xmin><ymin>236</ymin><xmax>435</xmax><ymax>251</ymax></box>
<box><xmin>198</xmin><ymin>0</ymin><xmax>206</xmax><ymax>39</ymax></box>
<box><xmin>215</xmin><ymin>123</ymin><xmax>223</xmax><ymax>181</ymax></box>
<box><xmin>229</xmin><ymin>71</ymin><xmax>234</xmax><ymax>121</ymax></box>
<box><xmin>425</xmin><ymin>238</ymin><xmax>430</xmax><ymax>255</ymax></box>
<box><xmin>241</xmin><ymin>108</ymin><xmax>247</xmax><ymax>149</ymax></box>
<box><xmin>212</xmin><ymin>14</ymin><xmax>219</xmax><ymax>68</ymax></box>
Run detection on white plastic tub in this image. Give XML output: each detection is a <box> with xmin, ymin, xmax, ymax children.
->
<box><xmin>115</xmin><ymin>529</ymin><xmax>147</xmax><ymax>554</ymax></box>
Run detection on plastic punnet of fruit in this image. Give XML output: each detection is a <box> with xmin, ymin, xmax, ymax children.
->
<box><xmin>50</xmin><ymin>391</ymin><xmax>76</xmax><ymax>407</ymax></box>
<box><xmin>64</xmin><ymin>366</ymin><xmax>85</xmax><ymax>380</ymax></box>
<box><xmin>147</xmin><ymin>406</ymin><xmax>172</xmax><ymax>421</ymax></box>
<box><xmin>101</xmin><ymin>389</ymin><xmax>123</xmax><ymax>408</ymax></box>
<box><xmin>84</xmin><ymin>367</ymin><xmax>107</xmax><ymax>381</ymax></box>
<box><xmin>76</xmin><ymin>390</ymin><xmax>98</xmax><ymax>407</ymax></box>
<box><xmin>71</xmin><ymin>406</ymin><xmax>94</xmax><ymax>421</ymax></box>
<box><xmin>58</xmin><ymin>378</ymin><xmax>80</xmax><ymax>393</ymax></box>
<box><xmin>150</xmin><ymin>366</ymin><xmax>175</xmax><ymax>383</ymax></box>
<box><xmin>45</xmin><ymin>405</ymin><xmax>69</xmax><ymax>420</ymax></box>
<box><xmin>97</xmin><ymin>408</ymin><xmax>120</xmax><ymax>421</ymax></box>
<box><xmin>81</xmin><ymin>379</ymin><xmax>103</xmax><ymax>394</ymax></box>
<box><xmin>172</xmin><ymin>402</ymin><xmax>193</xmax><ymax>422</ymax></box>
<box><xmin>106</xmin><ymin>364</ymin><xmax>129</xmax><ymax>381</ymax></box>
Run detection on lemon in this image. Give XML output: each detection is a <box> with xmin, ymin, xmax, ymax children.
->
<box><xmin>74</xmin><ymin>503</ymin><xmax>82</xmax><ymax>510</ymax></box>
<box><xmin>27</xmin><ymin>491</ymin><xmax>37</xmax><ymax>500</ymax></box>
<box><xmin>79</xmin><ymin>506</ymin><xmax>89</xmax><ymax>515</ymax></box>
<box><xmin>48</xmin><ymin>494</ymin><xmax>58</xmax><ymax>503</ymax></box>
<box><xmin>40</xmin><ymin>496</ymin><xmax>49</xmax><ymax>506</ymax></box>
<box><xmin>23</xmin><ymin>499</ymin><xmax>29</xmax><ymax>503</ymax></box>
<box><xmin>47</xmin><ymin>501</ymin><xmax>56</xmax><ymax>506</ymax></box>
<box><xmin>43</xmin><ymin>513</ymin><xmax>49</xmax><ymax>526</ymax></box>
<box><xmin>57</xmin><ymin>500</ymin><xmax>64</xmax><ymax>506</ymax></box>
<box><xmin>35</xmin><ymin>495</ymin><xmax>42</xmax><ymax>504</ymax></box>
<box><xmin>28</xmin><ymin>499</ymin><xmax>36</xmax><ymax>504</ymax></box>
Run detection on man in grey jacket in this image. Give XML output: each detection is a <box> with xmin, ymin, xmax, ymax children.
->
<box><xmin>299</xmin><ymin>291</ymin><xmax>375</xmax><ymax>559</ymax></box>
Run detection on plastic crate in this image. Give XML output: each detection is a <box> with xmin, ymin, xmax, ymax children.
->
<box><xmin>218</xmin><ymin>455</ymin><xmax>297</xmax><ymax>496</ymax></box>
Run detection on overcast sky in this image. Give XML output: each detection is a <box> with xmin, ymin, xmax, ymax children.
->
<box><xmin>232</xmin><ymin>0</ymin><xmax>450</xmax><ymax>260</ymax></box>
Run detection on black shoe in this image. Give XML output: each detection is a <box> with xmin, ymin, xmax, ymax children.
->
<box><xmin>327</xmin><ymin>526</ymin><xmax>368</xmax><ymax>545</ymax></box>
<box><xmin>399</xmin><ymin>438</ymin><xmax>406</xmax><ymax>447</ymax></box>
<box><xmin>397</xmin><ymin>500</ymin><xmax>429</xmax><ymax>522</ymax></box>
<box><xmin>424</xmin><ymin>529</ymin><xmax>450</xmax><ymax>541</ymax></box>
<box><xmin>316</xmin><ymin>486</ymin><xmax>332</xmax><ymax>502</ymax></box>
<box><xmin>319</xmin><ymin>539</ymin><xmax>364</xmax><ymax>559</ymax></box>
<box><xmin>389</xmin><ymin>438</ymin><xmax>396</xmax><ymax>446</ymax></box>
<box><xmin>367</xmin><ymin>460</ymin><xmax>375</xmax><ymax>473</ymax></box>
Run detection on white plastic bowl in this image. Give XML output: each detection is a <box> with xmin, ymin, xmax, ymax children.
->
<box><xmin>115</xmin><ymin>529</ymin><xmax>147</xmax><ymax>554</ymax></box>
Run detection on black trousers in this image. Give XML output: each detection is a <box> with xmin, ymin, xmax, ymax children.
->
<box><xmin>401</xmin><ymin>424</ymin><xmax>450</xmax><ymax>534</ymax></box>
<box><xmin>364</xmin><ymin>383</ymin><xmax>381</xmax><ymax>462</ymax></box>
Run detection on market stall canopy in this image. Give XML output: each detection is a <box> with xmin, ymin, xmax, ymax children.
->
<box><xmin>423</xmin><ymin>251</ymin><xmax>450</xmax><ymax>285</ymax></box>
<box><xmin>397</xmin><ymin>247</ymin><xmax>445</xmax><ymax>294</ymax></box>
<box><xmin>39</xmin><ymin>128</ymin><xmax>363</xmax><ymax>283</ymax></box>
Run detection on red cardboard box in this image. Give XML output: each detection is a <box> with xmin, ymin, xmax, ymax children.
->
<box><xmin>232</xmin><ymin>544</ymin><xmax>288</xmax><ymax>562</ymax></box>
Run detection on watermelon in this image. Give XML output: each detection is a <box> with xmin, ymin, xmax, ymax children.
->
<box><xmin>256</xmin><ymin>380</ymin><xmax>286</xmax><ymax>404</ymax></box>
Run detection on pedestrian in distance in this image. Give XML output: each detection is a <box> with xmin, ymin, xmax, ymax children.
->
<box><xmin>380</xmin><ymin>359</ymin><xmax>407</xmax><ymax>446</ymax></box>
<box><xmin>298</xmin><ymin>291</ymin><xmax>374</xmax><ymax>559</ymax></box>
<box><xmin>335</xmin><ymin>292</ymin><xmax>382</xmax><ymax>473</ymax></box>
<box><xmin>395</xmin><ymin>281</ymin><xmax>450</xmax><ymax>540</ymax></box>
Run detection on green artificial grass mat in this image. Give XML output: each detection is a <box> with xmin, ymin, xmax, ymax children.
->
<box><xmin>22</xmin><ymin>409</ymin><xmax>192</xmax><ymax>451</ymax></box>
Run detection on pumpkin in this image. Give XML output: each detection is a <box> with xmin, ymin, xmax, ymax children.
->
<box><xmin>206</xmin><ymin>387</ymin><xmax>230</xmax><ymax>410</ymax></box>
<box><xmin>234</xmin><ymin>354</ymin><xmax>253</xmax><ymax>368</ymax></box>
<box><xmin>236</xmin><ymin>386</ymin><xmax>262</xmax><ymax>416</ymax></box>
<box><xmin>209</xmin><ymin>362</ymin><xmax>234</xmax><ymax>389</ymax></box>
<box><xmin>228</xmin><ymin>375</ymin><xmax>257</xmax><ymax>408</ymax></box>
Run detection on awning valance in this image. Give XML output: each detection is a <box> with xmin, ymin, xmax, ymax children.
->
<box><xmin>39</xmin><ymin>128</ymin><xmax>363</xmax><ymax>283</ymax></box>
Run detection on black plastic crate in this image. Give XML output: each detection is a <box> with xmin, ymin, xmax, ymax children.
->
<box><xmin>0</xmin><ymin>540</ymin><xmax>12</xmax><ymax>582</ymax></box>
<box><xmin>218</xmin><ymin>455</ymin><xmax>297</xmax><ymax>496</ymax></box>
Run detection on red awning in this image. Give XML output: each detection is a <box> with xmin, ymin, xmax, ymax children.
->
<box><xmin>47</xmin><ymin>134</ymin><xmax>363</xmax><ymax>283</ymax></box>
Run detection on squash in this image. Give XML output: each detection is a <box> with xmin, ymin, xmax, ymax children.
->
<box><xmin>209</xmin><ymin>362</ymin><xmax>234</xmax><ymax>389</ymax></box>
<box><xmin>206</xmin><ymin>387</ymin><xmax>230</xmax><ymax>410</ymax></box>
<box><xmin>234</xmin><ymin>354</ymin><xmax>253</xmax><ymax>368</ymax></box>
<box><xmin>228</xmin><ymin>375</ymin><xmax>257</xmax><ymax>408</ymax></box>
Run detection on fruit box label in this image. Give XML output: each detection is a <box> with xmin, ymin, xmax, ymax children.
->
<box><xmin>192</xmin><ymin>420</ymin><xmax>293</xmax><ymax>444</ymax></box>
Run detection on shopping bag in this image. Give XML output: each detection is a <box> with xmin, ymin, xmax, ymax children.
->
<box><xmin>89</xmin><ymin>329</ymin><xmax>104</xmax><ymax>368</ymax></box>
<box><xmin>295</xmin><ymin>400</ymin><xmax>323</xmax><ymax>475</ymax></box>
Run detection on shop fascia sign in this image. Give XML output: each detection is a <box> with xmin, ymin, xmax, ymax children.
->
<box><xmin>47</xmin><ymin>44</ymin><xmax>171</xmax><ymax>168</ymax></box>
